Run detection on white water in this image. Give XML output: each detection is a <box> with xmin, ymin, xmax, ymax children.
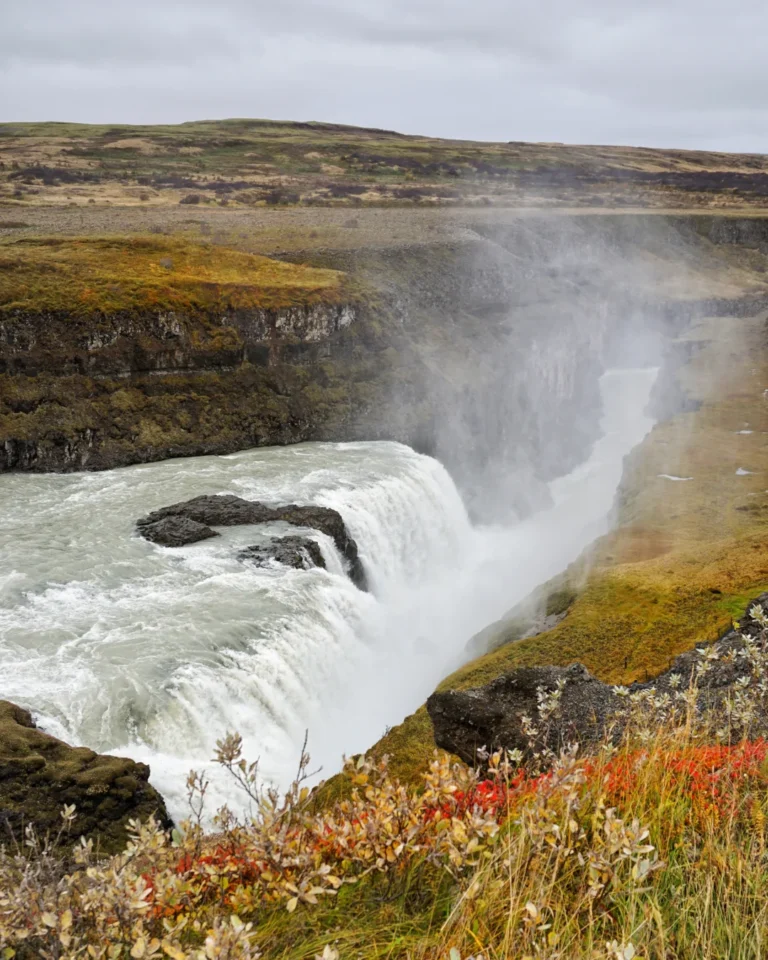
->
<box><xmin>0</xmin><ymin>368</ymin><xmax>656</xmax><ymax>819</ymax></box>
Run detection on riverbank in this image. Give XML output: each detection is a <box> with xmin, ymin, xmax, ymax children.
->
<box><xmin>361</xmin><ymin>293</ymin><xmax>768</xmax><ymax>788</ymax></box>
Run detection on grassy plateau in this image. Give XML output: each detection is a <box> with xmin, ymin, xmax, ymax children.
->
<box><xmin>0</xmin><ymin>235</ymin><xmax>348</xmax><ymax>318</ymax></box>
<box><xmin>4</xmin><ymin>117</ymin><xmax>768</xmax><ymax>212</ymax></box>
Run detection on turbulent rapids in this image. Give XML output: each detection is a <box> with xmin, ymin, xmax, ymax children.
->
<box><xmin>0</xmin><ymin>369</ymin><xmax>657</xmax><ymax>819</ymax></box>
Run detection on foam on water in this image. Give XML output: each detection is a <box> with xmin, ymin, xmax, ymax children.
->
<box><xmin>0</xmin><ymin>369</ymin><xmax>657</xmax><ymax>819</ymax></box>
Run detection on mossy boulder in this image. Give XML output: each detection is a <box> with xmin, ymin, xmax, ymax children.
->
<box><xmin>0</xmin><ymin>701</ymin><xmax>171</xmax><ymax>855</ymax></box>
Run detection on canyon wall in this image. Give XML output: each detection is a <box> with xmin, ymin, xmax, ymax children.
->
<box><xmin>2</xmin><ymin>213</ymin><xmax>765</xmax><ymax>517</ymax></box>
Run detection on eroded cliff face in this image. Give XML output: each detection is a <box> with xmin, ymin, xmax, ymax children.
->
<box><xmin>2</xmin><ymin>214</ymin><xmax>766</xmax><ymax>519</ymax></box>
<box><xmin>0</xmin><ymin>294</ymin><xmax>388</xmax><ymax>472</ymax></box>
<box><xmin>0</xmin><ymin>302</ymin><xmax>358</xmax><ymax>378</ymax></box>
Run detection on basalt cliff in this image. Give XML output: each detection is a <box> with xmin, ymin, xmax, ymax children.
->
<box><xmin>3</xmin><ymin>213</ymin><xmax>768</xmax><ymax>521</ymax></box>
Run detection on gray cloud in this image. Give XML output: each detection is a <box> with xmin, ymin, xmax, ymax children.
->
<box><xmin>1</xmin><ymin>0</ymin><xmax>767</xmax><ymax>151</ymax></box>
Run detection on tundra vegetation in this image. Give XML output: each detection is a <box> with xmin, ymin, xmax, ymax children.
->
<box><xmin>4</xmin><ymin>603</ymin><xmax>768</xmax><ymax>960</ymax></box>
<box><xmin>0</xmin><ymin>236</ymin><xmax>350</xmax><ymax>317</ymax></box>
<box><xmin>6</xmin><ymin>118</ymin><xmax>768</xmax><ymax>211</ymax></box>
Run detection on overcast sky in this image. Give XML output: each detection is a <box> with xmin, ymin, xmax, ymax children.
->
<box><xmin>2</xmin><ymin>0</ymin><xmax>767</xmax><ymax>152</ymax></box>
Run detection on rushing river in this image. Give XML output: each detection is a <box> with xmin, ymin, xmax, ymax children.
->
<box><xmin>0</xmin><ymin>368</ymin><xmax>657</xmax><ymax>819</ymax></box>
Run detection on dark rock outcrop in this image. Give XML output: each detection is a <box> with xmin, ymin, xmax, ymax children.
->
<box><xmin>138</xmin><ymin>515</ymin><xmax>219</xmax><ymax>547</ymax></box>
<box><xmin>428</xmin><ymin>595</ymin><xmax>768</xmax><ymax>767</ymax></box>
<box><xmin>0</xmin><ymin>701</ymin><xmax>171</xmax><ymax>855</ymax></box>
<box><xmin>238</xmin><ymin>536</ymin><xmax>326</xmax><ymax>571</ymax></box>
<box><xmin>428</xmin><ymin>664</ymin><xmax>620</xmax><ymax>765</ymax></box>
<box><xmin>137</xmin><ymin>494</ymin><xmax>366</xmax><ymax>589</ymax></box>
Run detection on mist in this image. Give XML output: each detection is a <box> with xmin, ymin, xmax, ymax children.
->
<box><xmin>368</xmin><ymin>211</ymin><xmax>702</xmax><ymax>526</ymax></box>
<box><xmin>0</xmin><ymin>204</ymin><xmax>730</xmax><ymax>821</ymax></box>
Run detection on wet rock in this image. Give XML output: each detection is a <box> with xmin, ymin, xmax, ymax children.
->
<box><xmin>428</xmin><ymin>664</ymin><xmax>620</xmax><ymax>765</ymax></box>
<box><xmin>137</xmin><ymin>515</ymin><xmax>219</xmax><ymax>547</ymax></box>
<box><xmin>139</xmin><ymin>494</ymin><xmax>272</xmax><ymax>528</ymax></box>
<box><xmin>0</xmin><ymin>701</ymin><xmax>172</xmax><ymax>855</ymax></box>
<box><xmin>137</xmin><ymin>494</ymin><xmax>367</xmax><ymax>589</ymax></box>
<box><xmin>239</xmin><ymin>536</ymin><xmax>326</xmax><ymax>571</ymax></box>
<box><xmin>428</xmin><ymin>594</ymin><xmax>768</xmax><ymax>767</ymax></box>
<box><xmin>465</xmin><ymin>578</ymin><xmax>577</xmax><ymax>659</ymax></box>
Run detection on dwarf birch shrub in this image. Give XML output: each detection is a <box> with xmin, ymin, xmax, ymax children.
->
<box><xmin>5</xmin><ymin>604</ymin><xmax>768</xmax><ymax>959</ymax></box>
<box><xmin>0</xmin><ymin>736</ymin><xmax>508</xmax><ymax>958</ymax></box>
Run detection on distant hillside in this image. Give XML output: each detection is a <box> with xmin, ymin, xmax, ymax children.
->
<box><xmin>2</xmin><ymin>117</ymin><xmax>768</xmax><ymax>210</ymax></box>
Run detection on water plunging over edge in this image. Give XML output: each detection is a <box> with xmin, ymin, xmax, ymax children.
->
<box><xmin>0</xmin><ymin>367</ymin><xmax>657</xmax><ymax>818</ymax></box>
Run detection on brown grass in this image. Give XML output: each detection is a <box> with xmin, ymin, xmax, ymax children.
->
<box><xmin>0</xmin><ymin>235</ymin><xmax>349</xmax><ymax>317</ymax></box>
<box><xmin>4</xmin><ymin>118</ymin><xmax>768</xmax><ymax>211</ymax></box>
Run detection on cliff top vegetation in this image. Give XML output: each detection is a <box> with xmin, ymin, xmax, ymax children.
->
<box><xmin>0</xmin><ymin>236</ymin><xmax>350</xmax><ymax>318</ymax></box>
<box><xmin>4</xmin><ymin>117</ymin><xmax>768</xmax><ymax>212</ymax></box>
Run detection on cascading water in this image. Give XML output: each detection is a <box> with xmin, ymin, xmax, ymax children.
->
<box><xmin>0</xmin><ymin>367</ymin><xmax>657</xmax><ymax>819</ymax></box>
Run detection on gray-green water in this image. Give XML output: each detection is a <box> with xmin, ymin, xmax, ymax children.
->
<box><xmin>0</xmin><ymin>369</ymin><xmax>656</xmax><ymax>818</ymax></box>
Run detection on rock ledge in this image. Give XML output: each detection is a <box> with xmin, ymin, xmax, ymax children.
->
<box><xmin>137</xmin><ymin>494</ymin><xmax>366</xmax><ymax>589</ymax></box>
<box><xmin>428</xmin><ymin>594</ymin><xmax>768</xmax><ymax>766</ymax></box>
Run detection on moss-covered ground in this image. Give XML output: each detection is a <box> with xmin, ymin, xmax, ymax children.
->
<box><xmin>0</xmin><ymin>235</ymin><xmax>349</xmax><ymax>318</ymax></box>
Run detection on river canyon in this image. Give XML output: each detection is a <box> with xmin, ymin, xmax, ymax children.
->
<box><xmin>0</xmin><ymin>365</ymin><xmax>657</xmax><ymax>819</ymax></box>
<box><xmin>2</xmin><ymin>206</ymin><xmax>768</xmax><ymax>833</ymax></box>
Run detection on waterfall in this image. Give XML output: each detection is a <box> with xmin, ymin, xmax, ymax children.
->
<box><xmin>0</xmin><ymin>442</ymin><xmax>471</xmax><ymax>815</ymax></box>
<box><xmin>0</xmin><ymin>368</ymin><xmax>657</xmax><ymax>820</ymax></box>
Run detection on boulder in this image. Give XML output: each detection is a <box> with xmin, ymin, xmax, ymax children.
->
<box><xmin>138</xmin><ymin>495</ymin><xmax>274</xmax><ymax>529</ymax></box>
<box><xmin>137</xmin><ymin>495</ymin><xmax>366</xmax><ymax>589</ymax></box>
<box><xmin>428</xmin><ymin>664</ymin><xmax>620</xmax><ymax>765</ymax></box>
<box><xmin>0</xmin><ymin>701</ymin><xmax>172</xmax><ymax>855</ymax></box>
<box><xmin>137</xmin><ymin>515</ymin><xmax>219</xmax><ymax>547</ymax></box>
<box><xmin>238</xmin><ymin>536</ymin><xmax>326</xmax><ymax>571</ymax></box>
<box><xmin>428</xmin><ymin>594</ymin><xmax>768</xmax><ymax>768</ymax></box>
